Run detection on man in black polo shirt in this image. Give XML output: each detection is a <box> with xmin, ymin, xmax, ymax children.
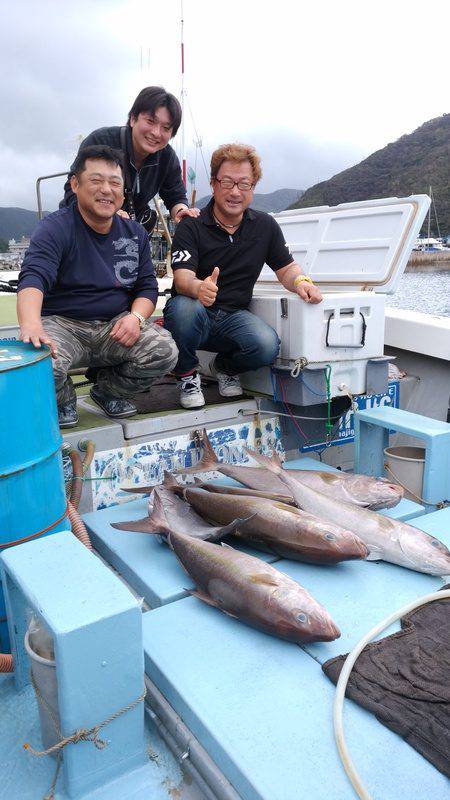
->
<box><xmin>163</xmin><ymin>143</ymin><xmax>322</xmax><ymax>409</ymax></box>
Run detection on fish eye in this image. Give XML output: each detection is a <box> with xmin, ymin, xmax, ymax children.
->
<box><xmin>431</xmin><ymin>539</ymin><xmax>442</xmax><ymax>548</ymax></box>
<box><xmin>324</xmin><ymin>532</ymin><xmax>336</xmax><ymax>541</ymax></box>
<box><xmin>296</xmin><ymin>612</ymin><xmax>309</xmax><ymax>624</ymax></box>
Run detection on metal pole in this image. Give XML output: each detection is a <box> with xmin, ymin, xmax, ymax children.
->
<box><xmin>35</xmin><ymin>173</ymin><xmax>68</xmax><ymax>219</ymax></box>
<box><xmin>180</xmin><ymin>0</ymin><xmax>186</xmax><ymax>187</ymax></box>
<box><xmin>154</xmin><ymin>195</ymin><xmax>172</xmax><ymax>248</ymax></box>
<box><xmin>144</xmin><ymin>675</ymin><xmax>240</xmax><ymax>800</ymax></box>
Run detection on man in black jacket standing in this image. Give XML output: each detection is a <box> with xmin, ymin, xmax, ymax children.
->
<box><xmin>62</xmin><ymin>86</ymin><xmax>199</xmax><ymax>228</ymax></box>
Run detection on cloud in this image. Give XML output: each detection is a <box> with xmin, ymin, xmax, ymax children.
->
<box><xmin>184</xmin><ymin>130</ymin><xmax>367</xmax><ymax>201</ymax></box>
<box><xmin>1</xmin><ymin>0</ymin><xmax>447</xmax><ymax>211</ymax></box>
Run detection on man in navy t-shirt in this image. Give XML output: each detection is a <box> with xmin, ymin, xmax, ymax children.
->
<box><xmin>17</xmin><ymin>145</ymin><xmax>178</xmax><ymax>427</ymax></box>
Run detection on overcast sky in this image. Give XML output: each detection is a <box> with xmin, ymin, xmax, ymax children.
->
<box><xmin>1</xmin><ymin>0</ymin><xmax>448</xmax><ymax>211</ymax></box>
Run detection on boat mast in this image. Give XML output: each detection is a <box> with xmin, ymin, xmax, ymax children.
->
<box><xmin>427</xmin><ymin>185</ymin><xmax>431</xmax><ymax>239</ymax></box>
<box><xmin>180</xmin><ymin>0</ymin><xmax>187</xmax><ymax>187</ymax></box>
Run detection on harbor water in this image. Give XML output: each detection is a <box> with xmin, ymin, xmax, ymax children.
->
<box><xmin>388</xmin><ymin>270</ymin><xmax>450</xmax><ymax>317</ymax></box>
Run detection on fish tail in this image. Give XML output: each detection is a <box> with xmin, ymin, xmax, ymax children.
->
<box><xmin>173</xmin><ymin>428</ymin><xmax>220</xmax><ymax>474</ymax></box>
<box><xmin>163</xmin><ymin>471</ymin><xmax>184</xmax><ymax>495</ymax></box>
<box><xmin>146</xmin><ymin>488</ymin><xmax>171</xmax><ymax>537</ymax></box>
<box><xmin>111</xmin><ymin>517</ymin><xmax>161</xmax><ymax>534</ymax></box>
<box><xmin>163</xmin><ymin>470</ymin><xmax>178</xmax><ymax>487</ymax></box>
<box><xmin>244</xmin><ymin>446</ymin><xmax>283</xmax><ymax>474</ymax></box>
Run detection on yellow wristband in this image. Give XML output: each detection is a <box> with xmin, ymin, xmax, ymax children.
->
<box><xmin>293</xmin><ymin>274</ymin><xmax>314</xmax><ymax>287</ymax></box>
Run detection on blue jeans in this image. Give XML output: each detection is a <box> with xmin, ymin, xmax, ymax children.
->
<box><xmin>163</xmin><ymin>296</ymin><xmax>280</xmax><ymax>376</ymax></box>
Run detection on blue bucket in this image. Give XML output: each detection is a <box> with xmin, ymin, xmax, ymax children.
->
<box><xmin>0</xmin><ymin>341</ymin><xmax>68</xmax><ymax>651</ymax></box>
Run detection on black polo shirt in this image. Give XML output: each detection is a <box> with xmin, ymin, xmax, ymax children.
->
<box><xmin>170</xmin><ymin>199</ymin><xmax>294</xmax><ymax>311</ymax></box>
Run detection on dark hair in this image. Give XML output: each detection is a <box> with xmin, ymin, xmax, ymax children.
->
<box><xmin>127</xmin><ymin>86</ymin><xmax>182</xmax><ymax>136</ymax></box>
<box><xmin>70</xmin><ymin>145</ymin><xmax>124</xmax><ymax>178</ymax></box>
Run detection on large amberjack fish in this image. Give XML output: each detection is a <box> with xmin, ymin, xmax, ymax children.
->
<box><xmin>174</xmin><ymin>429</ymin><xmax>403</xmax><ymax>510</ymax></box>
<box><xmin>179</xmin><ymin>485</ymin><xmax>368</xmax><ymax>564</ymax></box>
<box><xmin>111</xmin><ymin>486</ymin><xmax>244</xmax><ymax>541</ymax></box>
<box><xmin>248</xmin><ymin>448</ymin><xmax>450</xmax><ymax>576</ymax></box>
<box><xmin>122</xmin><ymin>491</ymin><xmax>340</xmax><ymax>644</ymax></box>
<box><xmin>194</xmin><ymin>480</ymin><xmax>294</xmax><ymax>504</ymax></box>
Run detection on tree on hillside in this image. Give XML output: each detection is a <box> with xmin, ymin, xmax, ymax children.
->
<box><xmin>0</xmin><ymin>238</ymin><xmax>9</xmax><ymax>253</ymax></box>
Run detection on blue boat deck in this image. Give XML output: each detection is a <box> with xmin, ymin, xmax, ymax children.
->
<box><xmin>140</xmin><ymin>503</ymin><xmax>450</xmax><ymax>800</ymax></box>
<box><xmin>2</xmin><ymin>456</ymin><xmax>449</xmax><ymax>799</ymax></box>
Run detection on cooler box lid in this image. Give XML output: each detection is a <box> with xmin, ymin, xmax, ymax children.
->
<box><xmin>257</xmin><ymin>195</ymin><xmax>430</xmax><ymax>294</ymax></box>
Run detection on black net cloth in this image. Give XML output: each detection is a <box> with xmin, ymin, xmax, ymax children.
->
<box><xmin>323</xmin><ymin>585</ymin><xmax>450</xmax><ymax>777</ymax></box>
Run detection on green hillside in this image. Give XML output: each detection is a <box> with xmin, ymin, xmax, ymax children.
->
<box><xmin>290</xmin><ymin>114</ymin><xmax>450</xmax><ymax>236</ymax></box>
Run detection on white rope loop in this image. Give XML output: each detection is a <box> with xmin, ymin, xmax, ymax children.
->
<box><xmin>333</xmin><ymin>589</ymin><xmax>450</xmax><ymax>800</ymax></box>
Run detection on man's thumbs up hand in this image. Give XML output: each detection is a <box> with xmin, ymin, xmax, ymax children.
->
<box><xmin>197</xmin><ymin>267</ymin><xmax>220</xmax><ymax>307</ymax></box>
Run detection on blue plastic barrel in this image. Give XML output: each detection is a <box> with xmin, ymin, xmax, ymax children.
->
<box><xmin>0</xmin><ymin>341</ymin><xmax>67</xmax><ymax>651</ymax></box>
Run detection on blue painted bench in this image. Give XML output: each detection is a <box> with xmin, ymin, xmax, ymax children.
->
<box><xmin>0</xmin><ymin>532</ymin><xmax>149</xmax><ymax>800</ymax></box>
<box><xmin>142</xmin><ymin>505</ymin><xmax>450</xmax><ymax>799</ymax></box>
<box><xmin>143</xmin><ymin>591</ymin><xmax>448</xmax><ymax>800</ymax></box>
<box><xmin>355</xmin><ymin>406</ymin><xmax>450</xmax><ymax>507</ymax></box>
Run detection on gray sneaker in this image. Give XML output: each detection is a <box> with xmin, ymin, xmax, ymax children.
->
<box><xmin>90</xmin><ymin>385</ymin><xmax>137</xmax><ymax>418</ymax></box>
<box><xmin>179</xmin><ymin>372</ymin><xmax>205</xmax><ymax>409</ymax></box>
<box><xmin>58</xmin><ymin>402</ymin><xmax>79</xmax><ymax>428</ymax></box>
<box><xmin>215</xmin><ymin>372</ymin><xmax>243</xmax><ymax>398</ymax></box>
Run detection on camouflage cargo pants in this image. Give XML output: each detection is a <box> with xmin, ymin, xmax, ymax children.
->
<box><xmin>42</xmin><ymin>313</ymin><xmax>178</xmax><ymax>406</ymax></box>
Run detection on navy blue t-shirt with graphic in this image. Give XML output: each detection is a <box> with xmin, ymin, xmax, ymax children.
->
<box><xmin>18</xmin><ymin>204</ymin><xmax>158</xmax><ymax>321</ymax></box>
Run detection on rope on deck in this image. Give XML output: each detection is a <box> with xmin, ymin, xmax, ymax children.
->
<box><xmin>24</xmin><ymin>675</ymin><xmax>146</xmax><ymax>799</ymax></box>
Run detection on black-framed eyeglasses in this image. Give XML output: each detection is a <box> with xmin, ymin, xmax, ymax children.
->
<box><xmin>214</xmin><ymin>178</ymin><xmax>254</xmax><ymax>191</ymax></box>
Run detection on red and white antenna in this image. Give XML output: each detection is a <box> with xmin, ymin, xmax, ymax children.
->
<box><xmin>180</xmin><ymin>0</ymin><xmax>187</xmax><ymax>187</ymax></box>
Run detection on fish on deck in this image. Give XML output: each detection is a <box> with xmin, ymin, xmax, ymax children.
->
<box><xmin>113</xmin><ymin>488</ymin><xmax>340</xmax><ymax>644</ymax></box>
<box><xmin>174</xmin><ymin>482</ymin><xmax>368</xmax><ymax>565</ymax></box>
<box><xmin>173</xmin><ymin>429</ymin><xmax>403</xmax><ymax>510</ymax></box>
<box><xmin>249</xmin><ymin>448</ymin><xmax>450</xmax><ymax>576</ymax></box>
<box><xmin>111</xmin><ymin>485</ymin><xmax>244</xmax><ymax>541</ymax></box>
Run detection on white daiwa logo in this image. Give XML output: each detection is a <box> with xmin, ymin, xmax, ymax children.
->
<box><xmin>172</xmin><ymin>249</ymin><xmax>191</xmax><ymax>264</ymax></box>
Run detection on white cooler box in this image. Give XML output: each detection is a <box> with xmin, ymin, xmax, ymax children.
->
<box><xmin>240</xmin><ymin>195</ymin><xmax>430</xmax><ymax>399</ymax></box>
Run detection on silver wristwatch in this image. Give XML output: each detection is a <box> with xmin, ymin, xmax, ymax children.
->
<box><xmin>130</xmin><ymin>310</ymin><xmax>146</xmax><ymax>330</ymax></box>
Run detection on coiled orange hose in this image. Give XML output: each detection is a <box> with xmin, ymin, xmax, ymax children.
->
<box><xmin>67</xmin><ymin>500</ymin><xmax>92</xmax><ymax>550</ymax></box>
<box><xmin>0</xmin><ymin>652</ymin><xmax>13</xmax><ymax>672</ymax></box>
<box><xmin>68</xmin><ymin>449</ymin><xmax>84</xmax><ymax>509</ymax></box>
<box><xmin>1</xmin><ymin>442</ymin><xmax>97</xmax><ymax>671</ymax></box>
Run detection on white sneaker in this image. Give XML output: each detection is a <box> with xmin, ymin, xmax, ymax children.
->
<box><xmin>216</xmin><ymin>372</ymin><xmax>243</xmax><ymax>398</ymax></box>
<box><xmin>179</xmin><ymin>372</ymin><xmax>205</xmax><ymax>409</ymax></box>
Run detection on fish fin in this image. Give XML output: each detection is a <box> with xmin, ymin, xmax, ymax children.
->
<box><xmin>220</xmin><ymin>541</ymin><xmax>235</xmax><ymax>549</ymax></box>
<box><xmin>244</xmin><ymin>446</ymin><xmax>283</xmax><ymax>473</ymax></box>
<box><xmin>210</xmin><ymin>516</ymin><xmax>251</xmax><ymax>541</ymax></box>
<box><xmin>366</xmin><ymin>546</ymin><xmax>384</xmax><ymax>561</ymax></box>
<box><xmin>189</xmin><ymin>589</ymin><xmax>239</xmax><ymax>619</ymax></box>
<box><xmin>163</xmin><ymin>471</ymin><xmax>179</xmax><ymax>489</ymax></box>
<box><xmin>119</xmin><ymin>483</ymin><xmax>153</xmax><ymax>494</ymax></box>
<box><xmin>173</xmin><ymin>429</ymin><xmax>220</xmax><ymax>474</ymax></box>
<box><xmin>111</xmin><ymin>517</ymin><xmax>159</xmax><ymax>534</ymax></box>
<box><xmin>249</xmin><ymin>574</ymin><xmax>279</xmax><ymax>586</ymax></box>
<box><xmin>189</xmin><ymin>588</ymin><xmax>220</xmax><ymax>608</ymax></box>
<box><xmin>273</xmin><ymin>501</ymin><xmax>300</xmax><ymax>512</ymax></box>
<box><xmin>196</xmin><ymin>516</ymin><xmax>248</xmax><ymax>544</ymax></box>
<box><xmin>194</xmin><ymin>477</ymin><xmax>205</xmax><ymax>486</ymax></box>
